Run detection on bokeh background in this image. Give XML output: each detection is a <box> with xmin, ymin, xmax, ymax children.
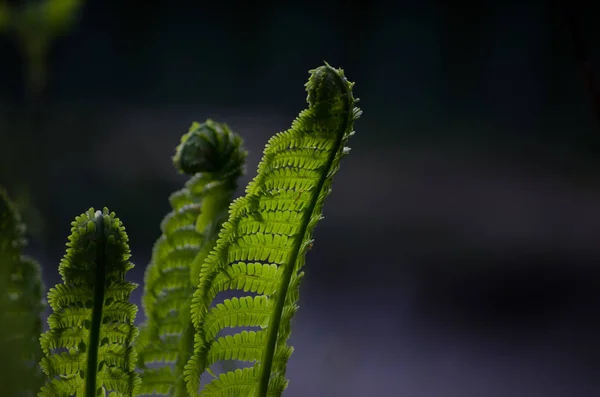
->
<box><xmin>1</xmin><ymin>0</ymin><xmax>600</xmax><ymax>396</ymax></box>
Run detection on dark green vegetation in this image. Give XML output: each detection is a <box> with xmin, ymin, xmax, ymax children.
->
<box><xmin>0</xmin><ymin>63</ymin><xmax>361</xmax><ymax>397</ymax></box>
<box><xmin>0</xmin><ymin>187</ymin><xmax>45</xmax><ymax>397</ymax></box>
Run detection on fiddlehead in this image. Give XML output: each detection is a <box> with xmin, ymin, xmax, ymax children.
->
<box><xmin>136</xmin><ymin>120</ymin><xmax>246</xmax><ymax>397</ymax></box>
<box><xmin>183</xmin><ymin>63</ymin><xmax>361</xmax><ymax>397</ymax></box>
<box><xmin>39</xmin><ymin>208</ymin><xmax>140</xmax><ymax>397</ymax></box>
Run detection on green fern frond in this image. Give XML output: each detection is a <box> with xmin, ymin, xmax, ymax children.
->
<box><xmin>184</xmin><ymin>63</ymin><xmax>361</xmax><ymax>397</ymax></box>
<box><xmin>137</xmin><ymin>120</ymin><xmax>246</xmax><ymax>397</ymax></box>
<box><xmin>0</xmin><ymin>186</ymin><xmax>45</xmax><ymax>397</ymax></box>
<box><xmin>39</xmin><ymin>208</ymin><xmax>140</xmax><ymax>397</ymax></box>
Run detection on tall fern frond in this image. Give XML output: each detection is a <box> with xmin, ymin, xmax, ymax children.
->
<box><xmin>136</xmin><ymin>120</ymin><xmax>246</xmax><ymax>397</ymax></box>
<box><xmin>0</xmin><ymin>186</ymin><xmax>45</xmax><ymax>397</ymax></box>
<box><xmin>39</xmin><ymin>208</ymin><xmax>140</xmax><ymax>397</ymax></box>
<box><xmin>184</xmin><ymin>63</ymin><xmax>361</xmax><ymax>397</ymax></box>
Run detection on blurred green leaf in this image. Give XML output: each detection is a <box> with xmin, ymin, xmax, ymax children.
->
<box><xmin>20</xmin><ymin>0</ymin><xmax>83</xmax><ymax>37</ymax></box>
<box><xmin>0</xmin><ymin>2</ymin><xmax>9</xmax><ymax>31</ymax></box>
<box><xmin>0</xmin><ymin>0</ymin><xmax>83</xmax><ymax>97</ymax></box>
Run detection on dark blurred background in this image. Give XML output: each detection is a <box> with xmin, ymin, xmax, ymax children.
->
<box><xmin>1</xmin><ymin>0</ymin><xmax>600</xmax><ymax>396</ymax></box>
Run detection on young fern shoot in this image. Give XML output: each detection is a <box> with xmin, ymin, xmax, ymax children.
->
<box><xmin>0</xmin><ymin>186</ymin><xmax>45</xmax><ymax>397</ymax></box>
<box><xmin>184</xmin><ymin>63</ymin><xmax>361</xmax><ymax>397</ymax></box>
<box><xmin>136</xmin><ymin>120</ymin><xmax>247</xmax><ymax>397</ymax></box>
<box><xmin>39</xmin><ymin>208</ymin><xmax>140</xmax><ymax>397</ymax></box>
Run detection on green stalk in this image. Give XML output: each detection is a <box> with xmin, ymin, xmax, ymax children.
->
<box><xmin>86</xmin><ymin>211</ymin><xmax>106</xmax><ymax>397</ymax></box>
<box><xmin>173</xmin><ymin>321</ymin><xmax>196</xmax><ymax>397</ymax></box>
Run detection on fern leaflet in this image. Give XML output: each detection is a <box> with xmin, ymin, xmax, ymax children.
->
<box><xmin>183</xmin><ymin>63</ymin><xmax>361</xmax><ymax>397</ymax></box>
<box><xmin>39</xmin><ymin>208</ymin><xmax>140</xmax><ymax>397</ymax></box>
<box><xmin>136</xmin><ymin>120</ymin><xmax>246</xmax><ymax>397</ymax></box>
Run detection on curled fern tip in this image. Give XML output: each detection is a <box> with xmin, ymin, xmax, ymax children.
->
<box><xmin>173</xmin><ymin>119</ymin><xmax>247</xmax><ymax>178</ymax></box>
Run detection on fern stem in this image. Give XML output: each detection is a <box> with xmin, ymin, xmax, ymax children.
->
<box><xmin>254</xmin><ymin>70</ymin><xmax>353</xmax><ymax>397</ymax></box>
<box><xmin>173</xmin><ymin>321</ymin><xmax>196</xmax><ymax>397</ymax></box>
<box><xmin>86</xmin><ymin>211</ymin><xmax>106</xmax><ymax>397</ymax></box>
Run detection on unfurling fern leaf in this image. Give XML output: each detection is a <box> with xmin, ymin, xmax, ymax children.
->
<box><xmin>39</xmin><ymin>208</ymin><xmax>140</xmax><ymax>397</ymax></box>
<box><xmin>184</xmin><ymin>63</ymin><xmax>361</xmax><ymax>397</ymax></box>
<box><xmin>0</xmin><ymin>186</ymin><xmax>45</xmax><ymax>397</ymax></box>
<box><xmin>136</xmin><ymin>120</ymin><xmax>246</xmax><ymax>397</ymax></box>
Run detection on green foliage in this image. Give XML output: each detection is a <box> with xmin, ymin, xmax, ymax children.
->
<box><xmin>39</xmin><ymin>208</ymin><xmax>140</xmax><ymax>397</ymax></box>
<box><xmin>0</xmin><ymin>2</ymin><xmax>9</xmax><ymax>31</ymax></box>
<box><xmin>0</xmin><ymin>0</ymin><xmax>82</xmax><ymax>34</ymax></box>
<box><xmin>183</xmin><ymin>63</ymin><xmax>360</xmax><ymax>397</ymax></box>
<box><xmin>0</xmin><ymin>186</ymin><xmax>45</xmax><ymax>397</ymax></box>
<box><xmin>0</xmin><ymin>0</ymin><xmax>83</xmax><ymax>96</ymax></box>
<box><xmin>1</xmin><ymin>62</ymin><xmax>359</xmax><ymax>397</ymax></box>
<box><xmin>136</xmin><ymin>120</ymin><xmax>247</xmax><ymax>397</ymax></box>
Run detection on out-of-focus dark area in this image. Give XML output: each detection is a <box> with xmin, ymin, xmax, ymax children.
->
<box><xmin>1</xmin><ymin>0</ymin><xmax>600</xmax><ymax>395</ymax></box>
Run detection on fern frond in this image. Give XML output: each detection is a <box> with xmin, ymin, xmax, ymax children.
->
<box><xmin>137</xmin><ymin>120</ymin><xmax>246</xmax><ymax>397</ymax></box>
<box><xmin>184</xmin><ymin>63</ymin><xmax>361</xmax><ymax>397</ymax></box>
<box><xmin>39</xmin><ymin>208</ymin><xmax>140</xmax><ymax>397</ymax></box>
<box><xmin>0</xmin><ymin>186</ymin><xmax>45</xmax><ymax>397</ymax></box>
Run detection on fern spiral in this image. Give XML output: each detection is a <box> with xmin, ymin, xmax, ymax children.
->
<box><xmin>136</xmin><ymin>120</ymin><xmax>246</xmax><ymax>396</ymax></box>
<box><xmin>39</xmin><ymin>208</ymin><xmax>140</xmax><ymax>397</ymax></box>
<box><xmin>183</xmin><ymin>63</ymin><xmax>361</xmax><ymax>397</ymax></box>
